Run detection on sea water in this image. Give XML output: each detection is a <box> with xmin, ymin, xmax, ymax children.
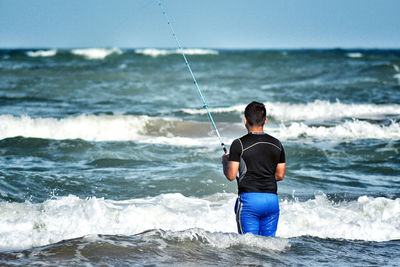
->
<box><xmin>0</xmin><ymin>48</ymin><xmax>399</xmax><ymax>266</ymax></box>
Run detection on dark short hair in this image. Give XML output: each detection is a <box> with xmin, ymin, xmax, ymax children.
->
<box><xmin>244</xmin><ymin>101</ymin><xmax>266</xmax><ymax>126</ymax></box>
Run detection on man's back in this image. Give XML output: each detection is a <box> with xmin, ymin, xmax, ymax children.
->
<box><xmin>229</xmin><ymin>132</ymin><xmax>285</xmax><ymax>194</ymax></box>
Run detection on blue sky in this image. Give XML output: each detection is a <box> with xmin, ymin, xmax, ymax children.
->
<box><xmin>0</xmin><ymin>0</ymin><xmax>399</xmax><ymax>49</ymax></box>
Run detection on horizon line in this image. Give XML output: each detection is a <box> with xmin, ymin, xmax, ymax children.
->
<box><xmin>1</xmin><ymin>46</ymin><xmax>400</xmax><ymax>50</ymax></box>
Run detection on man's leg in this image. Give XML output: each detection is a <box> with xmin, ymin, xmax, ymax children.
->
<box><xmin>235</xmin><ymin>194</ymin><xmax>260</xmax><ymax>235</ymax></box>
<box><xmin>259</xmin><ymin>211</ymin><xmax>279</xmax><ymax>237</ymax></box>
<box><xmin>259</xmin><ymin>193</ymin><xmax>280</xmax><ymax>237</ymax></box>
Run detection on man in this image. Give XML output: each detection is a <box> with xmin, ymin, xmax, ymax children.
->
<box><xmin>222</xmin><ymin>101</ymin><xmax>285</xmax><ymax>237</ymax></box>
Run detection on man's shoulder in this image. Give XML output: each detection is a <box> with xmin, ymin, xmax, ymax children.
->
<box><xmin>264</xmin><ymin>133</ymin><xmax>284</xmax><ymax>149</ymax></box>
<box><xmin>264</xmin><ymin>133</ymin><xmax>282</xmax><ymax>143</ymax></box>
<box><xmin>238</xmin><ymin>133</ymin><xmax>253</xmax><ymax>141</ymax></box>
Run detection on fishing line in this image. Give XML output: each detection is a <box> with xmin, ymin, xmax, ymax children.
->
<box><xmin>156</xmin><ymin>0</ymin><xmax>227</xmax><ymax>153</ymax></box>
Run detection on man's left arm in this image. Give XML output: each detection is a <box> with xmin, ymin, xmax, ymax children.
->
<box><xmin>275</xmin><ymin>163</ymin><xmax>285</xmax><ymax>181</ymax></box>
<box><xmin>275</xmin><ymin>143</ymin><xmax>286</xmax><ymax>181</ymax></box>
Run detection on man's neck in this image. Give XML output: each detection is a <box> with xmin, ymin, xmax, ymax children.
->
<box><xmin>247</xmin><ymin>126</ymin><xmax>264</xmax><ymax>133</ymax></box>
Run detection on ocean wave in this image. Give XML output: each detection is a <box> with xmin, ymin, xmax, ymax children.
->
<box><xmin>0</xmin><ymin>193</ymin><xmax>398</xmax><ymax>250</ymax></box>
<box><xmin>71</xmin><ymin>48</ymin><xmax>123</xmax><ymax>60</ymax></box>
<box><xmin>135</xmin><ymin>48</ymin><xmax>219</xmax><ymax>57</ymax></box>
<box><xmin>273</xmin><ymin>119</ymin><xmax>400</xmax><ymax>141</ymax></box>
<box><xmin>0</xmin><ymin>114</ymin><xmax>217</xmax><ymax>145</ymax></box>
<box><xmin>393</xmin><ymin>64</ymin><xmax>400</xmax><ymax>84</ymax></box>
<box><xmin>346</xmin><ymin>52</ymin><xmax>363</xmax><ymax>58</ymax></box>
<box><xmin>394</xmin><ymin>73</ymin><xmax>400</xmax><ymax>83</ymax></box>
<box><xmin>158</xmin><ymin>228</ymin><xmax>290</xmax><ymax>251</ymax></box>
<box><xmin>26</xmin><ymin>49</ymin><xmax>57</xmax><ymax>57</ymax></box>
<box><xmin>0</xmin><ymin>114</ymin><xmax>148</xmax><ymax>141</ymax></box>
<box><xmin>183</xmin><ymin>100</ymin><xmax>400</xmax><ymax>122</ymax></box>
<box><xmin>279</xmin><ymin>194</ymin><xmax>400</xmax><ymax>242</ymax></box>
<box><xmin>0</xmin><ymin>114</ymin><xmax>399</xmax><ymax>143</ymax></box>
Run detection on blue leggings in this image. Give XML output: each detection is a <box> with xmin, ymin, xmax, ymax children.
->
<box><xmin>235</xmin><ymin>192</ymin><xmax>280</xmax><ymax>237</ymax></box>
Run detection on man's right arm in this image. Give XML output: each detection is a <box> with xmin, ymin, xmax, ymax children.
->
<box><xmin>275</xmin><ymin>163</ymin><xmax>286</xmax><ymax>181</ymax></box>
<box><xmin>222</xmin><ymin>154</ymin><xmax>239</xmax><ymax>181</ymax></box>
<box><xmin>222</xmin><ymin>139</ymin><xmax>241</xmax><ymax>181</ymax></box>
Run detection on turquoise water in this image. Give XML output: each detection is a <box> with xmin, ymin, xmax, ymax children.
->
<box><xmin>0</xmin><ymin>48</ymin><xmax>400</xmax><ymax>266</ymax></box>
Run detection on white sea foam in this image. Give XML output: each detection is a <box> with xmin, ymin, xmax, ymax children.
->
<box><xmin>0</xmin><ymin>114</ymin><xmax>399</xmax><ymax>143</ymax></box>
<box><xmin>279</xmin><ymin>194</ymin><xmax>400</xmax><ymax>242</ymax></box>
<box><xmin>0</xmin><ymin>193</ymin><xmax>398</xmax><ymax>250</ymax></box>
<box><xmin>346</xmin><ymin>52</ymin><xmax>363</xmax><ymax>58</ymax></box>
<box><xmin>183</xmin><ymin>100</ymin><xmax>400</xmax><ymax>122</ymax></box>
<box><xmin>71</xmin><ymin>48</ymin><xmax>122</xmax><ymax>60</ymax></box>
<box><xmin>272</xmin><ymin>119</ymin><xmax>400</xmax><ymax>141</ymax></box>
<box><xmin>0</xmin><ymin>114</ymin><xmax>147</xmax><ymax>141</ymax></box>
<box><xmin>135</xmin><ymin>48</ymin><xmax>218</xmax><ymax>57</ymax></box>
<box><xmin>182</xmin><ymin>104</ymin><xmax>246</xmax><ymax>116</ymax></box>
<box><xmin>394</xmin><ymin>64</ymin><xmax>400</xmax><ymax>84</ymax></box>
<box><xmin>26</xmin><ymin>49</ymin><xmax>57</xmax><ymax>57</ymax></box>
<box><xmin>0</xmin><ymin>114</ymin><xmax>214</xmax><ymax>145</ymax></box>
<box><xmin>159</xmin><ymin>228</ymin><xmax>290</xmax><ymax>251</ymax></box>
<box><xmin>394</xmin><ymin>73</ymin><xmax>400</xmax><ymax>83</ymax></box>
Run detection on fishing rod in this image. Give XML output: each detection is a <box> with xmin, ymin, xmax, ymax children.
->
<box><xmin>156</xmin><ymin>0</ymin><xmax>227</xmax><ymax>153</ymax></box>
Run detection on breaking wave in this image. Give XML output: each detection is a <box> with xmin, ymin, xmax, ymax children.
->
<box><xmin>71</xmin><ymin>48</ymin><xmax>123</xmax><ymax>60</ymax></box>
<box><xmin>0</xmin><ymin>193</ymin><xmax>398</xmax><ymax>250</ymax></box>
<box><xmin>272</xmin><ymin>119</ymin><xmax>400</xmax><ymax>141</ymax></box>
<box><xmin>26</xmin><ymin>49</ymin><xmax>57</xmax><ymax>57</ymax></box>
<box><xmin>0</xmin><ymin>113</ymin><xmax>399</xmax><ymax>143</ymax></box>
<box><xmin>135</xmin><ymin>48</ymin><xmax>218</xmax><ymax>57</ymax></box>
<box><xmin>0</xmin><ymin>114</ymin><xmax>215</xmax><ymax>145</ymax></box>
<box><xmin>182</xmin><ymin>100</ymin><xmax>400</xmax><ymax>122</ymax></box>
<box><xmin>346</xmin><ymin>52</ymin><xmax>363</xmax><ymax>58</ymax></box>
